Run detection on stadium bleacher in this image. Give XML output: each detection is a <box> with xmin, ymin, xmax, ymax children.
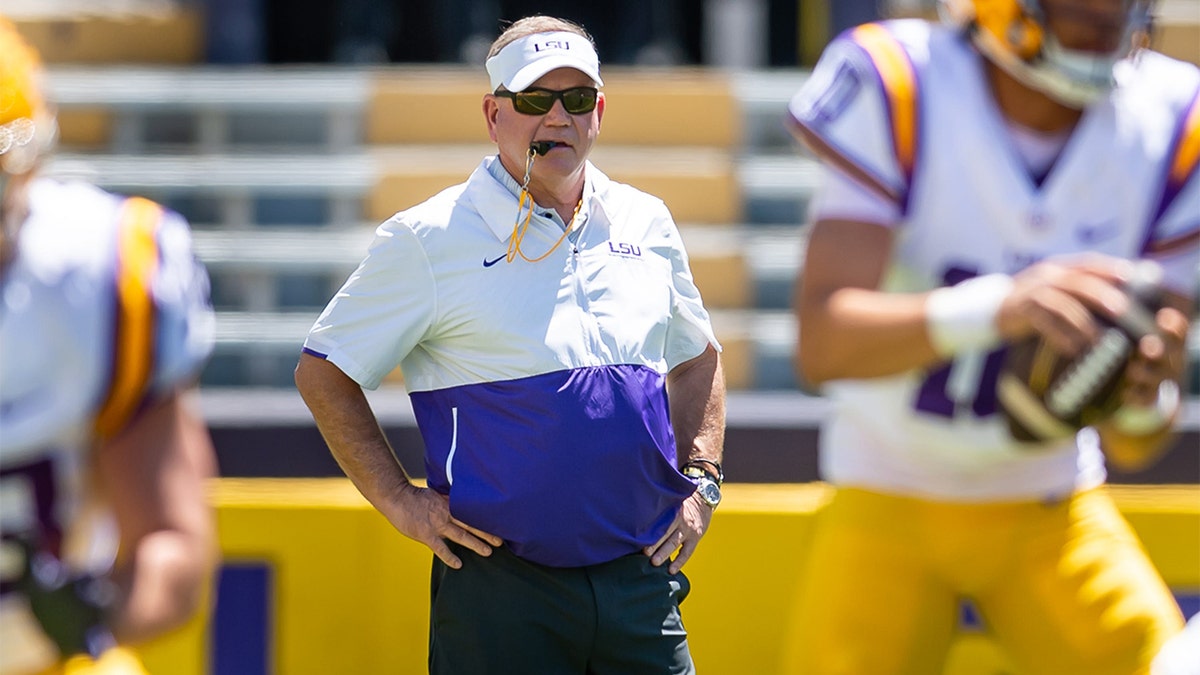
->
<box><xmin>21</xmin><ymin>3</ymin><xmax>1200</xmax><ymax>474</ymax></box>
<box><xmin>40</xmin><ymin>62</ymin><xmax>821</xmax><ymax>392</ymax></box>
<box><xmin>9</xmin><ymin>0</ymin><xmax>202</xmax><ymax>64</ymax></box>
<box><xmin>39</xmin><ymin>64</ymin><xmax>1200</xmax><ymax>394</ymax></box>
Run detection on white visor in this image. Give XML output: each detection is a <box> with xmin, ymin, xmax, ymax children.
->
<box><xmin>486</xmin><ymin>31</ymin><xmax>603</xmax><ymax>92</ymax></box>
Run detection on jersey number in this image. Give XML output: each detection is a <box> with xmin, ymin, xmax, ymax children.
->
<box><xmin>806</xmin><ymin>62</ymin><xmax>862</xmax><ymax>127</ymax></box>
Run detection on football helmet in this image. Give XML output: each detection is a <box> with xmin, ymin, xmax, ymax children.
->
<box><xmin>1</xmin><ymin>15</ymin><xmax>56</xmax><ymax>267</ymax></box>
<box><xmin>939</xmin><ymin>0</ymin><xmax>1154</xmax><ymax>107</ymax></box>
<box><xmin>0</xmin><ymin>15</ymin><xmax>55</xmax><ymax>177</ymax></box>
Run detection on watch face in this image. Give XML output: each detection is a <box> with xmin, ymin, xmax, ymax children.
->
<box><xmin>700</xmin><ymin>482</ymin><xmax>721</xmax><ymax>506</ymax></box>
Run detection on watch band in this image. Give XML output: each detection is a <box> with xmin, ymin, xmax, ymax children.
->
<box><xmin>682</xmin><ymin>459</ymin><xmax>723</xmax><ymax>485</ymax></box>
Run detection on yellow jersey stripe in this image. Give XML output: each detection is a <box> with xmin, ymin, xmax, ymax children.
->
<box><xmin>95</xmin><ymin>197</ymin><xmax>162</xmax><ymax>439</ymax></box>
<box><xmin>851</xmin><ymin>23</ymin><xmax>919</xmax><ymax>180</ymax></box>
<box><xmin>1168</xmin><ymin>91</ymin><xmax>1200</xmax><ymax>187</ymax></box>
<box><xmin>1151</xmin><ymin>89</ymin><xmax>1200</xmax><ymax>231</ymax></box>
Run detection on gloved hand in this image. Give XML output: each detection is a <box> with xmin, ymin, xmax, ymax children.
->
<box><xmin>15</xmin><ymin>536</ymin><xmax>118</xmax><ymax>659</ymax></box>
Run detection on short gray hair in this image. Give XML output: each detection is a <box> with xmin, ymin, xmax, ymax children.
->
<box><xmin>487</xmin><ymin>16</ymin><xmax>595</xmax><ymax>59</ymax></box>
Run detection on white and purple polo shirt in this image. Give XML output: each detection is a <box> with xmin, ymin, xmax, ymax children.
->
<box><xmin>303</xmin><ymin>156</ymin><xmax>720</xmax><ymax>567</ymax></box>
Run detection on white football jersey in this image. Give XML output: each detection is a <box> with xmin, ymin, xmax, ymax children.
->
<box><xmin>789</xmin><ymin>20</ymin><xmax>1200</xmax><ymax>501</ymax></box>
<box><xmin>0</xmin><ymin>178</ymin><xmax>213</xmax><ymax>670</ymax></box>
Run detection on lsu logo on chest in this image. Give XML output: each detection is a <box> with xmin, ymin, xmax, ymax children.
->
<box><xmin>607</xmin><ymin>241</ymin><xmax>642</xmax><ymax>258</ymax></box>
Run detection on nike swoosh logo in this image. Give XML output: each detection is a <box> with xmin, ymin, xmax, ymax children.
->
<box><xmin>482</xmin><ymin>255</ymin><xmax>506</xmax><ymax>268</ymax></box>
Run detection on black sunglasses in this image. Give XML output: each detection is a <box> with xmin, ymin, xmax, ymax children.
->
<box><xmin>494</xmin><ymin>86</ymin><xmax>599</xmax><ymax>115</ymax></box>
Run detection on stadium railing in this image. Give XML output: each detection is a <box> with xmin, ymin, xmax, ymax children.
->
<box><xmin>193</xmin><ymin>225</ymin><xmax>792</xmax><ymax>389</ymax></box>
<box><xmin>45</xmin><ymin>68</ymin><xmax>368</xmax><ymax>152</ymax></box>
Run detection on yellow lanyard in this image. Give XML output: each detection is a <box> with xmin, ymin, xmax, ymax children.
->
<box><xmin>506</xmin><ymin>147</ymin><xmax>581</xmax><ymax>264</ymax></box>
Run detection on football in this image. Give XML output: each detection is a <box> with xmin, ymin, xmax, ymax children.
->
<box><xmin>996</xmin><ymin>262</ymin><xmax>1165</xmax><ymax>443</ymax></box>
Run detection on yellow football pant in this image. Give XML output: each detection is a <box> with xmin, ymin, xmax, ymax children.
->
<box><xmin>28</xmin><ymin>648</ymin><xmax>148</xmax><ymax>675</ymax></box>
<box><xmin>782</xmin><ymin>486</ymin><xmax>1183</xmax><ymax>675</ymax></box>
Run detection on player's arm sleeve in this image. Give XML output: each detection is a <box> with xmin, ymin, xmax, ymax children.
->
<box><xmin>302</xmin><ymin>220</ymin><xmax>437</xmax><ymax>390</ymax></box>
<box><xmin>786</xmin><ymin>26</ymin><xmax>914</xmax><ymax>211</ymax></box>
<box><xmin>809</xmin><ymin>161</ymin><xmax>903</xmax><ymax>227</ymax></box>
<box><xmin>658</xmin><ymin>204</ymin><xmax>722</xmax><ymax>370</ymax></box>
<box><xmin>149</xmin><ymin>209</ymin><xmax>215</xmax><ymax>396</ymax></box>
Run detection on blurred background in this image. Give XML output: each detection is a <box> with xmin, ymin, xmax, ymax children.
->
<box><xmin>7</xmin><ymin>1</ymin><xmax>1199</xmax><ymax>673</ymax></box>
<box><xmin>10</xmin><ymin>0</ymin><xmax>1196</xmax><ymax>478</ymax></box>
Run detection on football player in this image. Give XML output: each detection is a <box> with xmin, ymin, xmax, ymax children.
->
<box><xmin>0</xmin><ymin>17</ymin><xmax>218</xmax><ymax>674</ymax></box>
<box><xmin>784</xmin><ymin>0</ymin><xmax>1197</xmax><ymax>673</ymax></box>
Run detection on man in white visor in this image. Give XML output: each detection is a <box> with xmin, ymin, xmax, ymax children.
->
<box><xmin>297</xmin><ymin>15</ymin><xmax>726</xmax><ymax>674</ymax></box>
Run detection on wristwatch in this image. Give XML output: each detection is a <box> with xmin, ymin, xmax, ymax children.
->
<box><xmin>682</xmin><ymin>465</ymin><xmax>722</xmax><ymax>509</ymax></box>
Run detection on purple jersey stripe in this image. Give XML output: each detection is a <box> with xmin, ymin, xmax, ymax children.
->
<box><xmin>410</xmin><ymin>364</ymin><xmax>696</xmax><ymax>568</ymax></box>
<box><xmin>1146</xmin><ymin>87</ymin><xmax>1200</xmax><ymax>251</ymax></box>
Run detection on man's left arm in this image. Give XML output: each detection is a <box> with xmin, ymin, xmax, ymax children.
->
<box><xmin>668</xmin><ymin>344</ymin><xmax>726</xmax><ymax>475</ymax></box>
<box><xmin>645</xmin><ymin>344</ymin><xmax>726</xmax><ymax>573</ymax></box>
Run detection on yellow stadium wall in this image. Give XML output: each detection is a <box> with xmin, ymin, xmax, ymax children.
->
<box><xmin>138</xmin><ymin>480</ymin><xmax>1200</xmax><ymax>674</ymax></box>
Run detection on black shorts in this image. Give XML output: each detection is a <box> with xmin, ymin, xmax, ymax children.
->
<box><xmin>429</xmin><ymin>542</ymin><xmax>695</xmax><ymax>675</ymax></box>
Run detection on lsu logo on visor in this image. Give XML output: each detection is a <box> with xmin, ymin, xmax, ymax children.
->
<box><xmin>534</xmin><ymin>40</ymin><xmax>572</xmax><ymax>52</ymax></box>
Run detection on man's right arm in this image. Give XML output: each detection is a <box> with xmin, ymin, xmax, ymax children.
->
<box><xmin>294</xmin><ymin>353</ymin><xmax>500</xmax><ymax>568</ymax></box>
<box><xmin>796</xmin><ymin>218</ymin><xmax>1141</xmax><ymax>387</ymax></box>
